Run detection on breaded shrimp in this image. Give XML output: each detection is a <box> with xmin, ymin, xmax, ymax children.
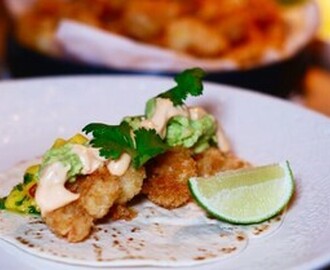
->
<box><xmin>44</xmin><ymin>165</ymin><xmax>145</xmax><ymax>242</ymax></box>
<box><xmin>43</xmin><ymin>201</ymin><xmax>93</xmax><ymax>243</ymax></box>
<box><xmin>143</xmin><ymin>148</ymin><xmax>197</xmax><ymax>209</ymax></box>
<box><xmin>193</xmin><ymin>147</ymin><xmax>227</xmax><ymax>177</ymax></box>
<box><xmin>109</xmin><ymin>204</ymin><xmax>137</xmax><ymax>221</ymax></box>
<box><xmin>69</xmin><ymin>166</ymin><xmax>121</xmax><ymax>219</ymax></box>
<box><xmin>194</xmin><ymin>147</ymin><xmax>250</xmax><ymax>177</ymax></box>
<box><xmin>109</xmin><ymin>166</ymin><xmax>145</xmax><ymax>222</ymax></box>
<box><xmin>116</xmin><ymin>166</ymin><xmax>146</xmax><ymax>204</ymax></box>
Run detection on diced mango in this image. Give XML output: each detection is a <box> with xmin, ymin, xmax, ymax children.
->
<box><xmin>68</xmin><ymin>133</ymin><xmax>89</xmax><ymax>145</ymax></box>
<box><xmin>25</xmin><ymin>164</ymin><xmax>40</xmax><ymax>175</ymax></box>
<box><xmin>51</xmin><ymin>138</ymin><xmax>67</xmax><ymax>149</ymax></box>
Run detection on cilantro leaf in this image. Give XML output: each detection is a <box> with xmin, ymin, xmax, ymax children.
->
<box><xmin>158</xmin><ymin>67</ymin><xmax>206</xmax><ymax>106</ymax></box>
<box><xmin>132</xmin><ymin>128</ymin><xmax>169</xmax><ymax>168</ymax></box>
<box><xmin>83</xmin><ymin>122</ymin><xmax>136</xmax><ymax>160</ymax></box>
<box><xmin>83</xmin><ymin>122</ymin><xmax>168</xmax><ymax>169</ymax></box>
<box><xmin>83</xmin><ymin>68</ymin><xmax>207</xmax><ymax>168</ymax></box>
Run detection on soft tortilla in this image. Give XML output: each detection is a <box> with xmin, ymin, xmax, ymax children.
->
<box><xmin>0</xmin><ymin>160</ymin><xmax>283</xmax><ymax>267</ymax></box>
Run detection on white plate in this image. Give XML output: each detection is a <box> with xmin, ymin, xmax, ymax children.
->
<box><xmin>0</xmin><ymin>75</ymin><xmax>330</xmax><ymax>270</ymax></box>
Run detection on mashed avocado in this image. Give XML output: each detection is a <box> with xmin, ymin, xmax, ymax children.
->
<box><xmin>124</xmin><ymin>103</ymin><xmax>218</xmax><ymax>154</ymax></box>
<box><xmin>145</xmin><ymin>98</ymin><xmax>156</xmax><ymax>119</ymax></box>
<box><xmin>144</xmin><ymin>97</ymin><xmax>218</xmax><ymax>153</ymax></box>
<box><xmin>166</xmin><ymin>114</ymin><xmax>217</xmax><ymax>153</ymax></box>
<box><xmin>40</xmin><ymin>144</ymin><xmax>83</xmax><ymax>181</ymax></box>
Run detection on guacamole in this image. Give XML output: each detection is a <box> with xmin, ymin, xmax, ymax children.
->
<box><xmin>166</xmin><ymin>114</ymin><xmax>217</xmax><ymax>153</ymax></box>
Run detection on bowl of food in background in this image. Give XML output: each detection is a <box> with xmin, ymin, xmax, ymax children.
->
<box><xmin>5</xmin><ymin>0</ymin><xmax>319</xmax><ymax>97</ymax></box>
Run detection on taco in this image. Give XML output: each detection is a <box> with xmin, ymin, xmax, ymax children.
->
<box><xmin>0</xmin><ymin>68</ymin><xmax>282</xmax><ymax>266</ymax></box>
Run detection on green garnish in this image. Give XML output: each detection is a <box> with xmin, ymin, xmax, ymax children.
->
<box><xmin>23</xmin><ymin>173</ymin><xmax>33</xmax><ymax>185</ymax></box>
<box><xmin>27</xmin><ymin>206</ymin><xmax>40</xmax><ymax>215</ymax></box>
<box><xmin>15</xmin><ymin>183</ymin><xmax>23</xmax><ymax>192</ymax></box>
<box><xmin>0</xmin><ymin>197</ymin><xmax>6</xmax><ymax>210</ymax></box>
<box><xmin>41</xmin><ymin>144</ymin><xmax>83</xmax><ymax>181</ymax></box>
<box><xmin>15</xmin><ymin>196</ymin><xmax>27</xmax><ymax>206</ymax></box>
<box><xmin>84</xmin><ymin>68</ymin><xmax>207</xmax><ymax>167</ymax></box>
<box><xmin>133</xmin><ymin>128</ymin><xmax>169</xmax><ymax>168</ymax></box>
<box><xmin>83</xmin><ymin>122</ymin><xmax>135</xmax><ymax>160</ymax></box>
<box><xmin>158</xmin><ymin>68</ymin><xmax>206</xmax><ymax>106</ymax></box>
<box><xmin>123</xmin><ymin>116</ymin><xmax>143</xmax><ymax>130</ymax></box>
<box><xmin>166</xmin><ymin>114</ymin><xmax>217</xmax><ymax>153</ymax></box>
<box><xmin>83</xmin><ymin>121</ymin><xmax>169</xmax><ymax>168</ymax></box>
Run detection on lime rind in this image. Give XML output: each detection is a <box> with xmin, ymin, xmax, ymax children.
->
<box><xmin>188</xmin><ymin>161</ymin><xmax>295</xmax><ymax>225</ymax></box>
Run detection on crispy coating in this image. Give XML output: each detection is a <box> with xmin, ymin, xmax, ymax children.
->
<box><xmin>44</xmin><ymin>165</ymin><xmax>145</xmax><ymax>242</ymax></box>
<box><xmin>194</xmin><ymin>147</ymin><xmax>227</xmax><ymax>177</ymax></box>
<box><xmin>109</xmin><ymin>204</ymin><xmax>137</xmax><ymax>221</ymax></box>
<box><xmin>43</xmin><ymin>201</ymin><xmax>93</xmax><ymax>243</ymax></box>
<box><xmin>194</xmin><ymin>147</ymin><xmax>251</xmax><ymax>177</ymax></box>
<box><xmin>143</xmin><ymin>148</ymin><xmax>197</xmax><ymax>209</ymax></box>
<box><xmin>116</xmin><ymin>166</ymin><xmax>145</xmax><ymax>204</ymax></box>
<box><xmin>69</xmin><ymin>166</ymin><xmax>121</xmax><ymax>219</ymax></box>
<box><xmin>143</xmin><ymin>147</ymin><xmax>250</xmax><ymax>210</ymax></box>
<box><xmin>42</xmin><ymin>147</ymin><xmax>247</xmax><ymax>241</ymax></box>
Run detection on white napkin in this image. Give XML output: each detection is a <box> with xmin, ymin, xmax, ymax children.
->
<box><xmin>54</xmin><ymin>1</ymin><xmax>319</xmax><ymax>72</ymax></box>
<box><xmin>56</xmin><ymin>20</ymin><xmax>240</xmax><ymax>72</ymax></box>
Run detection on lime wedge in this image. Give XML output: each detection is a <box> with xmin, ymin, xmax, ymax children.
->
<box><xmin>189</xmin><ymin>161</ymin><xmax>294</xmax><ymax>224</ymax></box>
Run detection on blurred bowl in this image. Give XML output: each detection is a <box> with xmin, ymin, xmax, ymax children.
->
<box><xmin>308</xmin><ymin>39</ymin><xmax>330</xmax><ymax>70</ymax></box>
<box><xmin>5</xmin><ymin>1</ymin><xmax>319</xmax><ymax>98</ymax></box>
<box><xmin>6</xmin><ymin>33</ymin><xmax>310</xmax><ymax>98</ymax></box>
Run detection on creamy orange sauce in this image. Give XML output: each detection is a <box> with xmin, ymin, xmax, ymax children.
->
<box><xmin>71</xmin><ymin>144</ymin><xmax>105</xmax><ymax>175</ymax></box>
<box><xmin>107</xmin><ymin>153</ymin><xmax>131</xmax><ymax>176</ymax></box>
<box><xmin>216</xmin><ymin>126</ymin><xmax>230</xmax><ymax>153</ymax></box>
<box><xmin>35</xmin><ymin>162</ymin><xmax>79</xmax><ymax>216</ymax></box>
<box><xmin>140</xmin><ymin>98</ymin><xmax>189</xmax><ymax>137</ymax></box>
<box><xmin>36</xmin><ymin>145</ymin><xmax>133</xmax><ymax>214</ymax></box>
<box><xmin>189</xmin><ymin>106</ymin><xmax>207</xmax><ymax>120</ymax></box>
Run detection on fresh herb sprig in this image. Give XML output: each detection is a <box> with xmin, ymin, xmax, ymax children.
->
<box><xmin>83</xmin><ymin>68</ymin><xmax>206</xmax><ymax>167</ymax></box>
<box><xmin>158</xmin><ymin>68</ymin><xmax>206</xmax><ymax>106</ymax></box>
<box><xmin>83</xmin><ymin>122</ymin><xmax>169</xmax><ymax>168</ymax></box>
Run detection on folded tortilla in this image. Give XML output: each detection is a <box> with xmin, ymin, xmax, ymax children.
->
<box><xmin>0</xmin><ymin>160</ymin><xmax>283</xmax><ymax>267</ymax></box>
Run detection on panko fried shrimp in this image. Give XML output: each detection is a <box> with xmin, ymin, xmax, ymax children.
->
<box><xmin>0</xmin><ymin>68</ymin><xmax>249</xmax><ymax>242</ymax></box>
<box><xmin>194</xmin><ymin>147</ymin><xmax>250</xmax><ymax>177</ymax></box>
<box><xmin>108</xmin><ymin>204</ymin><xmax>137</xmax><ymax>221</ymax></box>
<box><xmin>68</xmin><ymin>166</ymin><xmax>121</xmax><ymax>219</ymax></box>
<box><xmin>44</xmin><ymin>164</ymin><xmax>145</xmax><ymax>242</ymax></box>
<box><xmin>43</xmin><ymin>200</ymin><xmax>93</xmax><ymax>243</ymax></box>
<box><xmin>143</xmin><ymin>148</ymin><xmax>197</xmax><ymax>209</ymax></box>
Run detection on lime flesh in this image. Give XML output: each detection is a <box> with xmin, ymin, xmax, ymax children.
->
<box><xmin>189</xmin><ymin>161</ymin><xmax>294</xmax><ymax>224</ymax></box>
